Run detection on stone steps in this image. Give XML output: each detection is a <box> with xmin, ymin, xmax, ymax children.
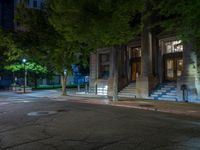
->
<box><xmin>118</xmin><ymin>83</ymin><xmax>137</xmax><ymax>98</ymax></box>
<box><xmin>150</xmin><ymin>82</ymin><xmax>178</xmax><ymax>101</ymax></box>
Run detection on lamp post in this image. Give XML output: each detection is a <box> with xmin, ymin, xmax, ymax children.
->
<box><xmin>22</xmin><ymin>58</ymin><xmax>27</xmax><ymax>93</ymax></box>
<box><xmin>63</xmin><ymin>69</ymin><xmax>67</xmax><ymax>95</ymax></box>
<box><xmin>64</xmin><ymin>69</ymin><xmax>67</xmax><ymax>77</ymax></box>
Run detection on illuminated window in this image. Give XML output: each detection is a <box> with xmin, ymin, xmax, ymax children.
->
<box><xmin>99</xmin><ymin>53</ymin><xmax>110</xmax><ymax>79</ymax></box>
<box><xmin>131</xmin><ymin>47</ymin><xmax>141</xmax><ymax>58</ymax></box>
<box><xmin>165</xmin><ymin>40</ymin><xmax>183</xmax><ymax>53</ymax></box>
<box><xmin>177</xmin><ymin>60</ymin><xmax>183</xmax><ymax>77</ymax></box>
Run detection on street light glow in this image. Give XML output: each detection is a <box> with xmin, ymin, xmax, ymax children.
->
<box><xmin>22</xmin><ymin>58</ymin><xmax>27</xmax><ymax>63</ymax></box>
<box><xmin>64</xmin><ymin>69</ymin><xmax>67</xmax><ymax>75</ymax></box>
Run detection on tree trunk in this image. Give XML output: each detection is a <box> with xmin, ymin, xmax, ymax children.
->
<box><xmin>61</xmin><ymin>74</ymin><xmax>67</xmax><ymax>95</ymax></box>
<box><xmin>34</xmin><ymin>74</ymin><xmax>38</xmax><ymax>89</ymax></box>
<box><xmin>12</xmin><ymin>72</ymin><xmax>15</xmax><ymax>84</ymax></box>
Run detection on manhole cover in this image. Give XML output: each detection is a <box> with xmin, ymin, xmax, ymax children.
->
<box><xmin>0</xmin><ymin>111</ymin><xmax>6</xmax><ymax>114</ymax></box>
<box><xmin>27</xmin><ymin>111</ymin><xmax>57</xmax><ymax>116</ymax></box>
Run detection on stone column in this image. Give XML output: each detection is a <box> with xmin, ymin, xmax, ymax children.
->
<box><xmin>89</xmin><ymin>52</ymin><xmax>97</xmax><ymax>94</ymax></box>
<box><xmin>136</xmin><ymin>29</ymin><xmax>154</xmax><ymax>98</ymax></box>
<box><xmin>177</xmin><ymin>43</ymin><xmax>199</xmax><ymax>101</ymax></box>
<box><xmin>112</xmin><ymin>46</ymin><xmax>119</xmax><ymax>101</ymax></box>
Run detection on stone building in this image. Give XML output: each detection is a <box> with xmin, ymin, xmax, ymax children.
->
<box><xmin>0</xmin><ymin>0</ymin><xmax>45</xmax><ymax>30</ymax></box>
<box><xmin>89</xmin><ymin>32</ymin><xmax>200</xmax><ymax>102</ymax></box>
<box><xmin>14</xmin><ymin>0</ymin><xmax>45</xmax><ymax>9</ymax></box>
<box><xmin>0</xmin><ymin>0</ymin><xmax>14</xmax><ymax>30</ymax></box>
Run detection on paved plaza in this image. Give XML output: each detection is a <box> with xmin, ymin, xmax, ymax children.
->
<box><xmin>0</xmin><ymin>90</ymin><xmax>199</xmax><ymax>150</ymax></box>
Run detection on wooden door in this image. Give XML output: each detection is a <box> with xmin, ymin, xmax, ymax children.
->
<box><xmin>131</xmin><ymin>62</ymin><xmax>141</xmax><ymax>81</ymax></box>
<box><xmin>131</xmin><ymin>63</ymin><xmax>137</xmax><ymax>81</ymax></box>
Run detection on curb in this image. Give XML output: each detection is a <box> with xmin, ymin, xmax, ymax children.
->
<box><xmin>109</xmin><ymin>104</ymin><xmax>157</xmax><ymax>111</ymax></box>
<box><xmin>48</xmin><ymin>96</ymin><xmax>200</xmax><ymax>118</ymax></box>
<box><xmin>109</xmin><ymin>103</ymin><xmax>200</xmax><ymax>118</ymax></box>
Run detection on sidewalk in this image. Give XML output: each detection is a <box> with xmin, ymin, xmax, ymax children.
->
<box><xmin>65</xmin><ymin>96</ymin><xmax>200</xmax><ymax>118</ymax></box>
<box><xmin>111</xmin><ymin>100</ymin><xmax>200</xmax><ymax>118</ymax></box>
<box><xmin>1</xmin><ymin>90</ymin><xmax>200</xmax><ymax>118</ymax></box>
<box><xmin>42</xmin><ymin>90</ymin><xmax>200</xmax><ymax>118</ymax></box>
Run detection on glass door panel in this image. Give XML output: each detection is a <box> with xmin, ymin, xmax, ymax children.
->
<box><xmin>166</xmin><ymin>59</ymin><xmax>174</xmax><ymax>80</ymax></box>
<box><xmin>165</xmin><ymin>58</ymin><xmax>183</xmax><ymax>81</ymax></box>
<box><xmin>177</xmin><ymin>59</ymin><xmax>183</xmax><ymax>77</ymax></box>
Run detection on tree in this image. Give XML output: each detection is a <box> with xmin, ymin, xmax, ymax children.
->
<box><xmin>50</xmin><ymin>40</ymin><xmax>81</xmax><ymax>95</ymax></box>
<box><xmin>147</xmin><ymin>0</ymin><xmax>200</xmax><ymax>72</ymax></box>
<box><xmin>153</xmin><ymin>0</ymin><xmax>200</xmax><ymax>45</ymax></box>
<box><xmin>12</xmin><ymin>1</ymin><xmax>90</xmax><ymax>95</ymax></box>
<box><xmin>49</xmin><ymin>0</ymin><xmax>144</xmax><ymax>99</ymax></box>
<box><xmin>5</xmin><ymin>62</ymin><xmax>48</xmax><ymax>88</ymax></box>
<box><xmin>0</xmin><ymin>29</ymin><xmax>23</xmax><ymax>67</ymax></box>
<box><xmin>49</xmin><ymin>0</ymin><xmax>143</xmax><ymax>49</ymax></box>
<box><xmin>5</xmin><ymin>62</ymin><xmax>47</xmax><ymax>74</ymax></box>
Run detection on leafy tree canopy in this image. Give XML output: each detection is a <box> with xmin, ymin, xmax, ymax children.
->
<box><xmin>14</xmin><ymin>1</ymin><xmax>89</xmax><ymax>74</ymax></box>
<box><xmin>49</xmin><ymin>0</ymin><xmax>144</xmax><ymax>48</ymax></box>
<box><xmin>152</xmin><ymin>0</ymin><xmax>200</xmax><ymax>48</ymax></box>
<box><xmin>0</xmin><ymin>29</ymin><xmax>22</xmax><ymax>65</ymax></box>
<box><xmin>13</xmin><ymin>2</ymin><xmax>58</xmax><ymax>64</ymax></box>
<box><xmin>5</xmin><ymin>62</ymin><xmax>48</xmax><ymax>74</ymax></box>
<box><xmin>14</xmin><ymin>1</ymin><xmax>92</xmax><ymax>95</ymax></box>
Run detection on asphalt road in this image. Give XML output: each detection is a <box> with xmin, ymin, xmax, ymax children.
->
<box><xmin>0</xmin><ymin>92</ymin><xmax>200</xmax><ymax>150</ymax></box>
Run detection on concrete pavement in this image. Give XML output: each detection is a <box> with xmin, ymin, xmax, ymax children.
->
<box><xmin>0</xmin><ymin>90</ymin><xmax>200</xmax><ymax>149</ymax></box>
<box><xmin>1</xmin><ymin>90</ymin><xmax>200</xmax><ymax>118</ymax></box>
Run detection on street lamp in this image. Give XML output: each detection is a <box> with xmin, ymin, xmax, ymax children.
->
<box><xmin>64</xmin><ymin>69</ymin><xmax>67</xmax><ymax>77</ymax></box>
<box><xmin>22</xmin><ymin>58</ymin><xmax>27</xmax><ymax>93</ymax></box>
<box><xmin>64</xmin><ymin>68</ymin><xmax>67</xmax><ymax>86</ymax></box>
<box><xmin>22</xmin><ymin>58</ymin><xmax>26</xmax><ymax>63</ymax></box>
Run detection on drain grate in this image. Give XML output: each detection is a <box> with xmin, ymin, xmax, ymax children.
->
<box><xmin>27</xmin><ymin>111</ymin><xmax>57</xmax><ymax>116</ymax></box>
<box><xmin>0</xmin><ymin>111</ymin><xmax>6</xmax><ymax>114</ymax></box>
<box><xmin>27</xmin><ymin>109</ymin><xmax>68</xmax><ymax>116</ymax></box>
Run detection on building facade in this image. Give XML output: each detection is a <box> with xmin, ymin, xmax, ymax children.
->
<box><xmin>14</xmin><ymin>0</ymin><xmax>45</xmax><ymax>9</ymax></box>
<box><xmin>0</xmin><ymin>0</ymin><xmax>45</xmax><ymax>30</ymax></box>
<box><xmin>89</xmin><ymin>32</ymin><xmax>200</xmax><ymax>102</ymax></box>
<box><xmin>0</xmin><ymin>0</ymin><xmax>14</xmax><ymax>30</ymax></box>
<box><xmin>0</xmin><ymin>0</ymin><xmax>15</xmax><ymax>89</ymax></box>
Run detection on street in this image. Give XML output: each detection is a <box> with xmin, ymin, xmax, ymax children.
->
<box><xmin>0</xmin><ymin>91</ymin><xmax>200</xmax><ymax>150</ymax></box>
